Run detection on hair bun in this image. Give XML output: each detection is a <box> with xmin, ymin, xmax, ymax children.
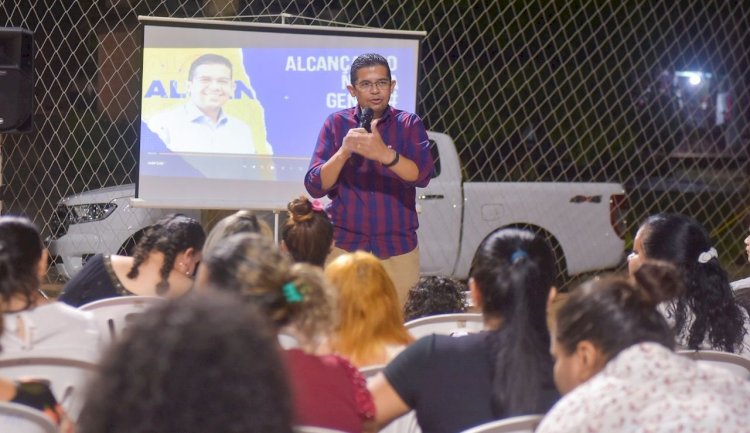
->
<box><xmin>632</xmin><ymin>260</ymin><xmax>684</xmax><ymax>307</ymax></box>
<box><xmin>287</xmin><ymin>196</ymin><xmax>314</xmax><ymax>223</ymax></box>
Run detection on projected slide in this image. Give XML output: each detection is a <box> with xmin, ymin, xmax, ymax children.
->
<box><xmin>138</xmin><ymin>19</ymin><xmax>423</xmax><ymax>209</ymax></box>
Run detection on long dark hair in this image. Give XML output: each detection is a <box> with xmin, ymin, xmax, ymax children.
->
<box><xmin>126</xmin><ymin>214</ymin><xmax>205</xmax><ymax>295</ymax></box>
<box><xmin>0</xmin><ymin>216</ymin><xmax>44</xmax><ymax>310</ymax></box>
<box><xmin>556</xmin><ymin>262</ymin><xmax>682</xmax><ymax>359</ymax></box>
<box><xmin>470</xmin><ymin>228</ymin><xmax>556</xmax><ymax>417</ymax></box>
<box><xmin>639</xmin><ymin>213</ymin><xmax>746</xmax><ymax>352</ymax></box>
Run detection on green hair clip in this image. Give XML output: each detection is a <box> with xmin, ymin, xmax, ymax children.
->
<box><xmin>282</xmin><ymin>282</ymin><xmax>304</xmax><ymax>303</ymax></box>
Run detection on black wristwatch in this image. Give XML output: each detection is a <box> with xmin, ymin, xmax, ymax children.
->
<box><xmin>383</xmin><ymin>149</ymin><xmax>400</xmax><ymax>167</ymax></box>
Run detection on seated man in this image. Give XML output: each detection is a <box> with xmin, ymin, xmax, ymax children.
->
<box><xmin>403</xmin><ymin>276</ymin><xmax>468</xmax><ymax>322</ymax></box>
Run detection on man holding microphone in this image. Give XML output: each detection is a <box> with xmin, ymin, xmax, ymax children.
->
<box><xmin>305</xmin><ymin>53</ymin><xmax>434</xmax><ymax>304</ymax></box>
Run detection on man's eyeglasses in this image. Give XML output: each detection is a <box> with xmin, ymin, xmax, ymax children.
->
<box><xmin>355</xmin><ymin>79</ymin><xmax>392</xmax><ymax>91</ymax></box>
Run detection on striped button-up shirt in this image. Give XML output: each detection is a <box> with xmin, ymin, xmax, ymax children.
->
<box><xmin>305</xmin><ymin>106</ymin><xmax>434</xmax><ymax>259</ymax></box>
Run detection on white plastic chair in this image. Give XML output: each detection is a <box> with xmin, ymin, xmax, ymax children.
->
<box><xmin>79</xmin><ymin>296</ymin><xmax>163</xmax><ymax>343</ymax></box>
<box><xmin>0</xmin><ymin>402</ymin><xmax>58</xmax><ymax>433</ymax></box>
<box><xmin>405</xmin><ymin>313</ymin><xmax>484</xmax><ymax>340</ymax></box>
<box><xmin>359</xmin><ymin>363</ymin><xmax>387</xmax><ymax>380</ymax></box>
<box><xmin>0</xmin><ymin>355</ymin><xmax>98</xmax><ymax>422</ymax></box>
<box><xmin>381</xmin><ymin>410</ymin><xmax>421</xmax><ymax>433</ymax></box>
<box><xmin>460</xmin><ymin>414</ymin><xmax>544</xmax><ymax>433</ymax></box>
<box><xmin>677</xmin><ymin>349</ymin><xmax>750</xmax><ymax>379</ymax></box>
<box><xmin>278</xmin><ymin>333</ymin><xmax>300</xmax><ymax>349</ymax></box>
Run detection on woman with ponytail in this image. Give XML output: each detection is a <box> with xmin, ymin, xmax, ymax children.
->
<box><xmin>197</xmin><ymin>233</ymin><xmax>374</xmax><ymax>433</ymax></box>
<box><xmin>369</xmin><ymin>228</ymin><xmax>559</xmax><ymax>433</ymax></box>
<box><xmin>60</xmin><ymin>213</ymin><xmax>204</xmax><ymax>307</ymax></box>
<box><xmin>628</xmin><ymin>213</ymin><xmax>749</xmax><ymax>354</ymax></box>
<box><xmin>537</xmin><ymin>262</ymin><xmax>750</xmax><ymax>433</ymax></box>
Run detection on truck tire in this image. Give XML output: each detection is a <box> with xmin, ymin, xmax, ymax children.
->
<box><xmin>504</xmin><ymin>224</ymin><xmax>568</xmax><ymax>290</ymax></box>
<box><xmin>117</xmin><ymin>230</ymin><xmax>145</xmax><ymax>256</ymax></box>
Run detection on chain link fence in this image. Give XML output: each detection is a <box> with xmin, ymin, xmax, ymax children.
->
<box><xmin>1</xmin><ymin>0</ymin><xmax>749</xmax><ymax>281</ymax></box>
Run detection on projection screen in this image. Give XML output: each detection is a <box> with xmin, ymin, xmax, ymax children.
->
<box><xmin>136</xmin><ymin>16</ymin><xmax>425</xmax><ymax>210</ymax></box>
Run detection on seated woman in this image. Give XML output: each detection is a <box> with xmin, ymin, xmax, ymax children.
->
<box><xmin>325</xmin><ymin>251</ymin><xmax>413</xmax><ymax>368</ymax></box>
<box><xmin>629</xmin><ymin>213</ymin><xmax>749</xmax><ymax>354</ymax></box>
<box><xmin>197</xmin><ymin>233</ymin><xmax>374</xmax><ymax>433</ymax></box>
<box><xmin>281</xmin><ymin>196</ymin><xmax>333</xmax><ymax>267</ymax></box>
<box><xmin>59</xmin><ymin>214</ymin><xmax>205</xmax><ymax>307</ymax></box>
<box><xmin>368</xmin><ymin>228</ymin><xmax>559</xmax><ymax>433</ymax></box>
<box><xmin>206</xmin><ymin>211</ymin><xmax>338</xmax><ymax>351</ymax></box>
<box><xmin>0</xmin><ymin>300</ymin><xmax>74</xmax><ymax>432</ymax></box>
<box><xmin>0</xmin><ymin>216</ymin><xmax>100</xmax><ymax>361</ymax></box>
<box><xmin>403</xmin><ymin>275</ymin><xmax>468</xmax><ymax>322</ymax></box>
<box><xmin>77</xmin><ymin>293</ymin><xmax>294</xmax><ymax>433</ymax></box>
<box><xmin>537</xmin><ymin>262</ymin><xmax>750</xmax><ymax>433</ymax></box>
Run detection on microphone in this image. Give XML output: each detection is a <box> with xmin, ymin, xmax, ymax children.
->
<box><xmin>359</xmin><ymin>107</ymin><xmax>374</xmax><ymax>132</ymax></box>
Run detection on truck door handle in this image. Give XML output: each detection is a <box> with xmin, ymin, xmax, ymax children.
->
<box><xmin>570</xmin><ymin>195</ymin><xmax>601</xmax><ymax>203</ymax></box>
<box><xmin>419</xmin><ymin>194</ymin><xmax>444</xmax><ymax>200</ymax></box>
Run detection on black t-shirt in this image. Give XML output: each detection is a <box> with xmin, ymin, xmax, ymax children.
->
<box><xmin>11</xmin><ymin>379</ymin><xmax>64</xmax><ymax>425</ymax></box>
<box><xmin>384</xmin><ymin>332</ymin><xmax>558</xmax><ymax>433</ymax></box>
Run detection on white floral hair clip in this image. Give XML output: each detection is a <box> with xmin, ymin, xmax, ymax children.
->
<box><xmin>697</xmin><ymin>247</ymin><xmax>718</xmax><ymax>264</ymax></box>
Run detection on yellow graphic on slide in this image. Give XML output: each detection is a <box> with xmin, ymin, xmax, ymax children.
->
<box><xmin>142</xmin><ymin>48</ymin><xmax>272</xmax><ymax>155</ymax></box>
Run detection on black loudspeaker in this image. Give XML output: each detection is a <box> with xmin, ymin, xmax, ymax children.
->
<box><xmin>0</xmin><ymin>28</ymin><xmax>34</xmax><ymax>133</ymax></box>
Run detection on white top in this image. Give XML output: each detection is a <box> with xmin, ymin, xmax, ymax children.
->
<box><xmin>1</xmin><ymin>302</ymin><xmax>102</xmax><ymax>363</ymax></box>
<box><xmin>147</xmin><ymin>102</ymin><xmax>266</xmax><ymax>155</ymax></box>
<box><xmin>537</xmin><ymin>342</ymin><xmax>750</xmax><ymax>433</ymax></box>
<box><xmin>731</xmin><ymin>277</ymin><xmax>750</xmax><ymax>291</ymax></box>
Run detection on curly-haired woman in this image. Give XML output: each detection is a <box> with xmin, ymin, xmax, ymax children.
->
<box><xmin>628</xmin><ymin>213</ymin><xmax>749</xmax><ymax>354</ymax></box>
<box><xmin>77</xmin><ymin>292</ymin><xmax>293</xmax><ymax>433</ymax></box>
<box><xmin>198</xmin><ymin>233</ymin><xmax>375</xmax><ymax>432</ymax></box>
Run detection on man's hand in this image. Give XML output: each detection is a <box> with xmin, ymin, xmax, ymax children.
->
<box><xmin>346</xmin><ymin>119</ymin><xmax>393</xmax><ymax>163</ymax></box>
<box><xmin>339</xmin><ymin>128</ymin><xmax>361</xmax><ymax>159</ymax></box>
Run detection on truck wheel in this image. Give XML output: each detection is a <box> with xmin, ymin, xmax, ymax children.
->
<box><xmin>505</xmin><ymin>224</ymin><xmax>568</xmax><ymax>290</ymax></box>
<box><xmin>118</xmin><ymin>231</ymin><xmax>145</xmax><ymax>256</ymax></box>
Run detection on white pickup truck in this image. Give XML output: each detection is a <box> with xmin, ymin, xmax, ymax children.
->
<box><xmin>418</xmin><ymin>131</ymin><xmax>627</xmax><ymax>280</ymax></box>
<box><xmin>47</xmin><ymin>131</ymin><xmax>627</xmax><ymax>282</ymax></box>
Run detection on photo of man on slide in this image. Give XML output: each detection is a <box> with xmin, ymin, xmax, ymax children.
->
<box><xmin>146</xmin><ymin>53</ymin><xmax>271</xmax><ymax>155</ymax></box>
